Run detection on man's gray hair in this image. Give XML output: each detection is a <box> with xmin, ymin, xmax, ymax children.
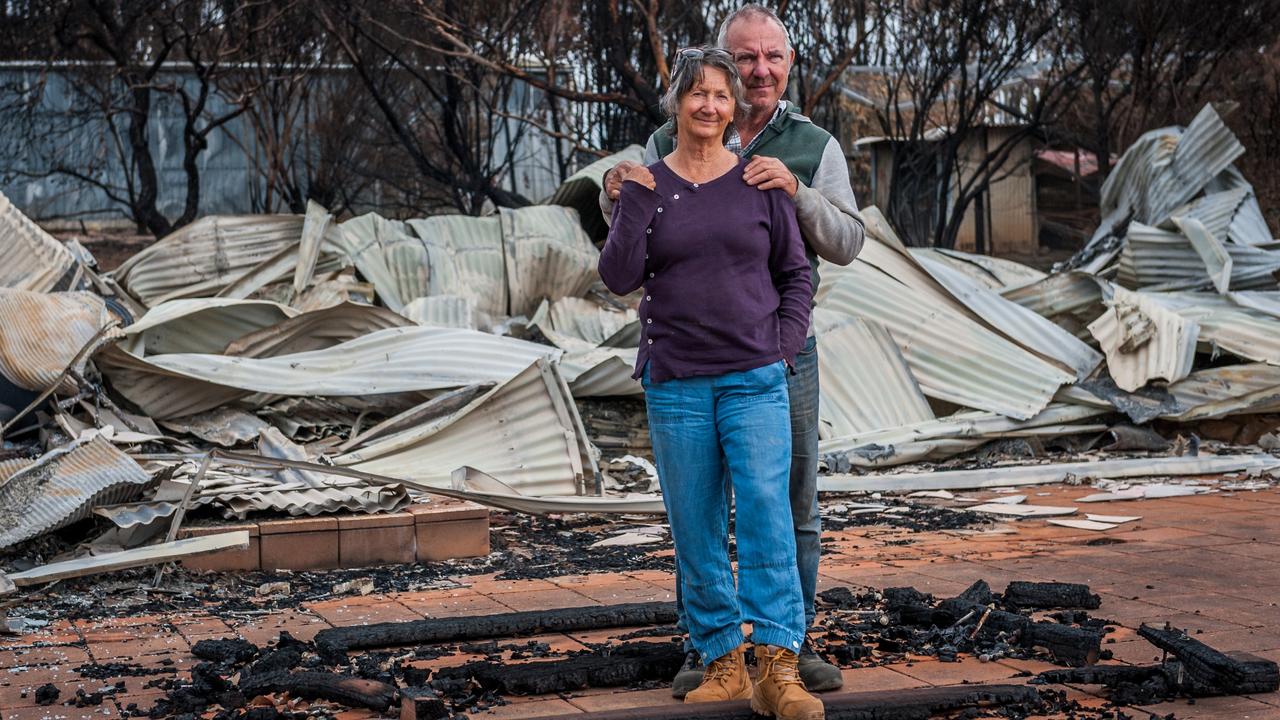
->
<box><xmin>659</xmin><ymin>46</ymin><xmax>750</xmax><ymax>141</ymax></box>
<box><xmin>716</xmin><ymin>4</ymin><xmax>792</xmax><ymax>54</ymax></box>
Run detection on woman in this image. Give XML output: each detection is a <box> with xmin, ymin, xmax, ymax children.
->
<box><xmin>598</xmin><ymin>47</ymin><xmax>822</xmax><ymax>720</ymax></box>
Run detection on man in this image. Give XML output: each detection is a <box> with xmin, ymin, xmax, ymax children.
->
<box><xmin>600</xmin><ymin>4</ymin><xmax>866</xmax><ymax>698</ymax></box>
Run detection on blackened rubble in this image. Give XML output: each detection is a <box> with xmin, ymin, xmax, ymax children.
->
<box><xmin>1</xmin><ymin>511</ymin><xmax>677</xmax><ymax>623</ymax></box>
<box><xmin>82</xmin><ymin>579</ymin><xmax>1276</xmax><ymax>720</ymax></box>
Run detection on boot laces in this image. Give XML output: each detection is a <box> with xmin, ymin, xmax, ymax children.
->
<box><xmin>762</xmin><ymin>649</ymin><xmax>805</xmax><ymax>688</ymax></box>
<box><xmin>704</xmin><ymin>652</ymin><xmax>739</xmax><ymax>681</ymax></box>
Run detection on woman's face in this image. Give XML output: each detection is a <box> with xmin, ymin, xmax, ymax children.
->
<box><xmin>677</xmin><ymin>67</ymin><xmax>735</xmax><ymax>143</ymax></box>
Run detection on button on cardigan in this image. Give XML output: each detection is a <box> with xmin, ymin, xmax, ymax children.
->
<box><xmin>597</xmin><ymin>158</ymin><xmax>812</xmax><ymax>383</ymax></box>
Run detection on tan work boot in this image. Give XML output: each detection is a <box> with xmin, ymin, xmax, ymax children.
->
<box><xmin>685</xmin><ymin>644</ymin><xmax>751</xmax><ymax>702</ymax></box>
<box><xmin>752</xmin><ymin>645</ymin><xmax>826</xmax><ymax>720</ymax></box>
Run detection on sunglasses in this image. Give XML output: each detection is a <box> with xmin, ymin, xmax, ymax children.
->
<box><xmin>674</xmin><ymin>46</ymin><xmax>732</xmax><ymax>66</ymax></box>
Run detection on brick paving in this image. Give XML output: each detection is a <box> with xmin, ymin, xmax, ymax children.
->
<box><xmin>2</xmin><ymin>483</ymin><xmax>1278</xmax><ymax>718</ymax></box>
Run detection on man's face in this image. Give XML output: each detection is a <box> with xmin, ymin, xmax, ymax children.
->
<box><xmin>724</xmin><ymin>15</ymin><xmax>794</xmax><ymax>113</ymax></box>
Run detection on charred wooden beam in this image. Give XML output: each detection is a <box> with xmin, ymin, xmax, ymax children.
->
<box><xmin>432</xmin><ymin>641</ymin><xmax>685</xmax><ymax>696</ymax></box>
<box><xmin>536</xmin><ymin>683</ymin><xmax>1041</xmax><ymax>719</ymax></box>
<box><xmin>314</xmin><ymin>602</ymin><xmax>677</xmax><ymax>663</ymax></box>
<box><xmin>933</xmin><ymin>587</ymin><xmax>1101</xmax><ymax>666</ymax></box>
<box><xmin>1138</xmin><ymin>624</ymin><xmax>1280</xmax><ymax>695</ymax></box>
<box><xmin>238</xmin><ymin>671</ymin><xmax>398</xmax><ymax>710</ymax></box>
<box><xmin>1003</xmin><ymin>582</ymin><xmax>1101</xmax><ymax>610</ymax></box>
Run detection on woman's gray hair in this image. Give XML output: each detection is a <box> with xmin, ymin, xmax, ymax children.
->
<box><xmin>658</xmin><ymin>46</ymin><xmax>750</xmax><ymax>141</ymax></box>
<box><xmin>716</xmin><ymin>4</ymin><xmax>792</xmax><ymax>54</ymax></box>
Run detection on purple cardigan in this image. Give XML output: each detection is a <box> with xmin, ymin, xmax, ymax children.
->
<box><xmin>598</xmin><ymin>158</ymin><xmax>812</xmax><ymax>383</ymax></box>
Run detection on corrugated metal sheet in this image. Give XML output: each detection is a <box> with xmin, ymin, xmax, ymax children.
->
<box><xmin>123</xmin><ymin>299</ymin><xmax>296</xmax><ymax>356</ymax></box>
<box><xmin>913</xmin><ymin>253</ymin><xmax>1102</xmax><ymax>380</ymax></box>
<box><xmin>452</xmin><ymin>467</ymin><xmax>664</xmax><ymax>515</ymax></box>
<box><xmin>293</xmin><ymin>200</ymin><xmax>331</xmax><ymax>295</ymax></box>
<box><xmin>1168</xmin><ymin>215</ymin><xmax>1231</xmax><ymax>293</ymax></box>
<box><xmin>112</xmin><ymin>215</ymin><xmax>307</xmax><ymax>306</ymax></box>
<box><xmin>998</xmin><ymin>269</ymin><xmax>1100</xmax><ymax>325</ymax></box>
<box><xmin>1101</xmin><ymin>104</ymin><xmax>1244</xmax><ymax>227</ymax></box>
<box><xmin>1116</xmin><ymin>222</ymin><xmax>1280</xmax><ymax>291</ymax></box>
<box><xmin>546</xmin><ymin>145</ymin><xmax>645</xmax><ymax>241</ymax></box>
<box><xmin>500</xmin><ymin>205</ymin><xmax>601</xmax><ymax>318</ymax></box>
<box><xmin>258</xmin><ymin>397</ymin><xmax>357</xmax><ymax>438</ymax></box>
<box><xmin>1228</xmin><ymin>291</ymin><xmax>1280</xmax><ymax>318</ymax></box>
<box><xmin>1207</xmin><ymin>167</ymin><xmax>1274</xmax><ymax>246</ymax></box>
<box><xmin>0</xmin><ymin>434</ymin><xmax>152</xmax><ymax>549</ymax></box>
<box><xmin>1087</xmin><ymin>286</ymin><xmax>1199</xmax><ymax>392</ymax></box>
<box><xmin>1149</xmin><ymin>292</ymin><xmax>1280</xmax><ymax>364</ymax></box>
<box><xmin>399</xmin><ymin>296</ymin><xmax>480</xmax><ymax>329</ymax></box>
<box><xmin>929</xmin><ymin>248</ymin><xmax>1046</xmax><ymax>290</ymax></box>
<box><xmin>819</xmin><ymin>453</ymin><xmax>1279</xmax><ymax>493</ymax></box>
<box><xmin>406</xmin><ymin>213</ymin><xmax>506</xmax><ymax>317</ymax></box>
<box><xmin>1163</xmin><ymin>188</ymin><xmax>1251</xmax><ymax>243</ymax></box>
<box><xmin>96</xmin><ymin>326</ymin><xmax>561</xmax><ymax>420</ymax></box>
<box><xmin>560</xmin><ymin>347</ymin><xmax>641</xmax><ymax>397</ymax></box>
<box><xmin>222</xmin><ymin>302</ymin><xmax>413</xmax><ymax>358</ymax></box>
<box><xmin>531</xmin><ymin>297</ymin><xmax>638</xmax><ymax>350</ymax></box>
<box><xmin>818</xmin><ymin>403</ymin><xmax>1107</xmax><ymax>469</ymax></box>
<box><xmin>818</xmin><ymin>263</ymin><xmax>1073</xmax><ymax>420</ymax></box>
<box><xmin>336</xmin><ymin>359</ymin><xmax>585</xmax><ymax>495</ymax></box>
<box><xmin>0</xmin><ymin>457</ymin><xmax>34</xmax><ymax>482</ymax></box>
<box><xmin>158</xmin><ymin>407</ymin><xmax>270</xmax><ymax>446</ymax></box>
<box><xmin>1165</xmin><ymin>362</ymin><xmax>1280</xmax><ymax>420</ymax></box>
<box><xmin>813</xmin><ymin>312</ymin><xmax>933</xmax><ymax>439</ymax></box>
<box><xmin>0</xmin><ymin>289</ymin><xmax>119</xmax><ymax>393</ymax></box>
<box><xmin>0</xmin><ymin>189</ymin><xmax>80</xmax><ymax>292</ymax></box>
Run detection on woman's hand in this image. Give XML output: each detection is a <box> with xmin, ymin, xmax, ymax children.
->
<box><xmin>622</xmin><ymin>165</ymin><xmax>656</xmax><ymax>191</ymax></box>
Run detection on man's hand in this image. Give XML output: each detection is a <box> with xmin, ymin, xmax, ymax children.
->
<box><xmin>605</xmin><ymin>160</ymin><xmax>642</xmax><ymax>199</ymax></box>
<box><xmin>621</xmin><ymin>164</ymin><xmax>656</xmax><ymax>192</ymax></box>
<box><xmin>743</xmin><ymin>156</ymin><xmax>798</xmax><ymax>197</ymax></box>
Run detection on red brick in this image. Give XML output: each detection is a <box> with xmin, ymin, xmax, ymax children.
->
<box><xmin>340</xmin><ymin>523</ymin><xmax>416</xmax><ymax>567</ymax></box>
<box><xmin>416</xmin><ymin>518</ymin><xmax>489</xmax><ymax>562</ymax></box>
<box><xmin>178</xmin><ymin>522</ymin><xmax>261</xmax><ymax>572</ymax></box>
<box><xmin>260</xmin><ymin>529</ymin><xmax>340</xmax><ymax>570</ymax></box>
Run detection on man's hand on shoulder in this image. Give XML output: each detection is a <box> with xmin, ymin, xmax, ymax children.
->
<box><xmin>621</xmin><ymin>164</ymin><xmax>655</xmax><ymax>192</ymax></box>
<box><xmin>743</xmin><ymin>156</ymin><xmax>798</xmax><ymax>197</ymax></box>
<box><xmin>605</xmin><ymin>160</ymin><xmax>643</xmax><ymax>199</ymax></box>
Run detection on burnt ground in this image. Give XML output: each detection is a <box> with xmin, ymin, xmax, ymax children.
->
<box><xmin>2</xmin><ymin>483</ymin><xmax>1280</xmax><ymax>720</ymax></box>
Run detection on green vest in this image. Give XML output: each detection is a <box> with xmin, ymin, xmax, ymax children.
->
<box><xmin>649</xmin><ymin>104</ymin><xmax>831</xmax><ymax>186</ymax></box>
<box><xmin>649</xmin><ymin>104</ymin><xmax>834</xmax><ymax>301</ymax></box>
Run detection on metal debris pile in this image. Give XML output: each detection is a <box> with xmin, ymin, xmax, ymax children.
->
<box><xmin>3</xmin><ymin>102</ymin><xmax>1280</xmax><ymax>579</ymax></box>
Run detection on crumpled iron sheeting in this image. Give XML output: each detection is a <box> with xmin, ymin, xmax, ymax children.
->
<box><xmin>1165</xmin><ymin>362</ymin><xmax>1280</xmax><ymax>421</ymax></box>
<box><xmin>112</xmin><ymin>215</ymin><xmax>306</xmax><ymax>306</ymax></box>
<box><xmin>337</xmin><ymin>359</ymin><xmax>586</xmax><ymax>496</ymax></box>
<box><xmin>818</xmin><ymin>262</ymin><xmax>1073</xmax><ymax>420</ymax></box>
<box><xmin>560</xmin><ymin>347</ymin><xmax>642</xmax><ymax>397</ymax></box>
<box><xmin>0</xmin><ymin>434</ymin><xmax>152</xmax><ymax>549</ymax></box>
<box><xmin>96</xmin><ymin>326</ymin><xmax>560</xmax><ymax>420</ymax></box>
<box><xmin>0</xmin><ymin>189</ymin><xmax>81</xmax><ymax>293</ymax></box>
<box><xmin>159</xmin><ymin>407</ymin><xmax>270</xmax><ymax>447</ymax></box>
<box><xmin>813</xmin><ymin>312</ymin><xmax>934</xmax><ymax>439</ymax></box>
<box><xmin>0</xmin><ymin>289</ymin><xmax>121</xmax><ymax>394</ymax></box>
<box><xmin>1087</xmin><ymin>286</ymin><xmax>1199</xmax><ymax>392</ymax></box>
<box><xmin>122</xmin><ymin>298</ymin><xmax>296</xmax><ymax>357</ymax></box>
<box><xmin>222</xmin><ymin>302</ymin><xmax>413</xmax><ymax>358</ymax></box>
<box><xmin>198</xmin><ymin>484</ymin><xmax>410</xmax><ymax>520</ymax></box>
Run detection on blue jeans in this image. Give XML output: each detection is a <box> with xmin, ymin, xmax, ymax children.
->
<box><xmin>643</xmin><ymin>361</ymin><xmax>806</xmax><ymax>663</ymax></box>
<box><xmin>672</xmin><ymin>336</ymin><xmax>822</xmax><ymax>649</ymax></box>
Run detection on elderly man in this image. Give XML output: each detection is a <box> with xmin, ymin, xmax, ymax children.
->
<box><xmin>600</xmin><ymin>3</ymin><xmax>865</xmax><ymax>698</ymax></box>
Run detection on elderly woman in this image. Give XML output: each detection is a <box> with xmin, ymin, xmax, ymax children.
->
<box><xmin>597</xmin><ymin>47</ymin><xmax>822</xmax><ymax>720</ymax></box>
